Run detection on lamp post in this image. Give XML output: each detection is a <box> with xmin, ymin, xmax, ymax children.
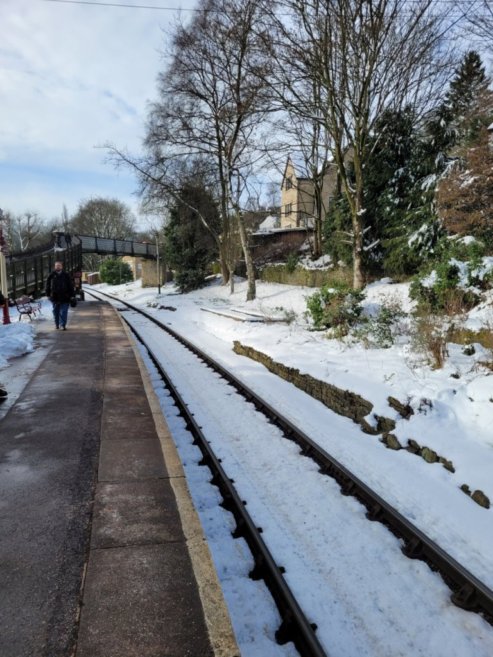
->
<box><xmin>0</xmin><ymin>208</ymin><xmax>11</xmax><ymax>325</ymax></box>
<box><xmin>155</xmin><ymin>232</ymin><xmax>161</xmax><ymax>295</ymax></box>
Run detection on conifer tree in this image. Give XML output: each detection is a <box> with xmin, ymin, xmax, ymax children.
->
<box><xmin>165</xmin><ymin>182</ymin><xmax>221</xmax><ymax>292</ymax></box>
<box><xmin>378</xmin><ymin>52</ymin><xmax>492</xmax><ymax>275</ymax></box>
<box><xmin>444</xmin><ymin>51</ymin><xmax>490</xmax><ymax>147</ymax></box>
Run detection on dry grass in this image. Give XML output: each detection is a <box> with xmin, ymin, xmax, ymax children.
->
<box><xmin>410</xmin><ymin>314</ymin><xmax>449</xmax><ymax>369</ymax></box>
<box><xmin>446</xmin><ymin>325</ymin><xmax>493</xmax><ymax>350</ymax></box>
<box><xmin>447</xmin><ymin>324</ymin><xmax>493</xmax><ymax>372</ymax></box>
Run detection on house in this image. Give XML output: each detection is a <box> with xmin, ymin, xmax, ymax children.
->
<box><xmin>280</xmin><ymin>156</ymin><xmax>340</xmax><ymax>229</ymax></box>
<box><xmin>249</xmin><ymin>155</ymin><xmax>346</xmax><ymax>265</ymax></box>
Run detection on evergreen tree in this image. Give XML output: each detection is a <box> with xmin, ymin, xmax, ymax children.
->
<box><xmin>427</xmin><ymin>51</ymin><xmax>490</xmax><ymax>152</ymax></box>
<box><xmin>364</xmin><ymin>108</ymin><xmax>417</xmax><ymax>274</ymax></box>
<box><xmin>165</xmin><ymin>183</ymin><xmax>221</xmax><ymax>292</ymax></box>
<box><xmin>381</xmin><ymin>126</ymin><xmax>447</xmax><ymax>276</ymax></box>
<box><xmin>377</xmin><ymin>53</ymin><xmax>491</xmax><ymax>275</ymax></box>
<box><xmin>323</xmin><ymin>194</ymin><xmax>353</xmax><ymax>267</ymax></box>
<box><xmin>99</xmin><ymin>258</ymin><xmax>133</xmax><ymax>285</ymax></box>
<box><xmin>447</xmin><ymin>51</ymin><xmax>488</xmax><ymax>116</ymax></box>
<box><xmin>435</xmin><ymin>52</ymin><xmax>493</xmax><ymax>241</ymax></box>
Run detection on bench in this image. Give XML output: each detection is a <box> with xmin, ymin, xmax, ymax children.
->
<box><xmin>14</xmin><ymin>296</ymin><xmax>42</xmax><ymax>321</ymax></box>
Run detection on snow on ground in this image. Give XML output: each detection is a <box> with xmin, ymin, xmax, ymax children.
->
<box><xmin>100</xmin><ymin>275</ymin><xmax>492</xmax><ymax>450</ymax></box>
<box><xmin>0</xmin><ymin>321</ymin><xmax>36</xmax><ymax>368</ymax></box>
<box><xmin>89</xmin><ymin>277</ymin><xmax>493</xmax><ymax>574</ymax></box>
<box><xmin>2</xmin><ymin>277</ymin><xmax>493</xmax><ymax>656</ymax></box>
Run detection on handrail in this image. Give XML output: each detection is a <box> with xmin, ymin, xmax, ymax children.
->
<box><xmin>4</xmin><ymin>234</ymin><xmax>156</xmax><ymax>297</ymax></box>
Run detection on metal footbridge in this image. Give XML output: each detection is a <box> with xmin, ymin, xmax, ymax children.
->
<box><xmin>3</xmin><ymin>234</ymin><xmax>157</xmax><ymax>299</ymax></box>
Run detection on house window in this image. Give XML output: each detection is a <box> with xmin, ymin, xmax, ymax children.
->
<box><xmin>285</xmin><ymin>203</ymin><xmax>292</xmax><ymax>216</ymax></box>
<box><xmin>285</xmin><ymin>177</ymin><xmax>293</xmax><ymax>190</ymax></box>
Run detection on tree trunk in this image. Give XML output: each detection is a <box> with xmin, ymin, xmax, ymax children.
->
<box><xmin>352</xmin><ymin>170</ymin><xmax>365</xmax><ymax>290</ymax></box>
<box><xmin>352</xmin><ymin>221</ymin><xmax>365</xmax><ymax>290</ymax></box>
<box><xmin>313</xmin><ymin>183</ymin><xmax>323</xmax><ymax>259</ymax></box>
<box><xmin>219</xmin><ymin>241</ymin><xmax>230</xmax><ymax>284</ymax></box>
<box><xmin>237</xmin><ymin>212</ymin><xmax>256</xmax><ymax>301</ymax></box>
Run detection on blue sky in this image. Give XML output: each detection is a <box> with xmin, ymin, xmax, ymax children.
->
<box><xmin>0</xmin><ymin>0</ymin><xmax>197</xmax><ymax>228</ymax></box>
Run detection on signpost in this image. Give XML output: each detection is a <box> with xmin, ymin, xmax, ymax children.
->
<box><xmin>0</xmin><ymin>209</ymin><xmax>11</xmax><ymax>324</ymax></box>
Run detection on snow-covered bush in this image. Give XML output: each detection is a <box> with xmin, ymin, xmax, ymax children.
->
<box><xmin>354</xmin><ymin>301</ymin><xmax>406</xmax><ymax>348</ymax></box>
<box><xmin>306</xmin><ymin>284</ymin><xmax>365</xmax><ymax>335</ymax></box>
<box><xmin>410</xmin><ymin>250</ymin><xmax>493</xmax><ymax>313</ymax></box>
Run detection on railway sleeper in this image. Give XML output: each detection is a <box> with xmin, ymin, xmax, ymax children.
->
<box><xmin>220</xmin><ymin>493</ymin><xmax>235</xmax><ymax>513</ymax></box>
<box><xmin>249</xmin><ymin>555</ymin><xmax>267</xmax><ymax>581</ymax></box>
<box><xmin>276</xmin><ymin>611</ymin><xmax>297</xmax><ymax>646</ymax></box>
<box><xmin>232</xmin><ymin>517</ymin><xmax>247</xmax><ymax>539</ymax></box>
<box><xmin>401</xmin><ymin>536</ymin><xmax>424</xmax><ymax>559</ymax></box>
<box><xmin>366</xmin><ymin>502</ymin><xmax>384</xmax><ymax>521</ymax></box>
<box><xmin>451</xmin><ymin>583</ymin><xmax>479</xmax><ymax>611</ymax></box>
<box><xmin>275</xmin><ymin>611</ymin><xmax>319</xmax><ymax>648</ymax></box>
<box><xmin>340</xmin><ymin>479</ymin><xmax>356</xmax><ymax>496</ymax></box>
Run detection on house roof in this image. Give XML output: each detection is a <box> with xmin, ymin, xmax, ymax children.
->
<box><xmin>256</xmin><ymin>215</ymin><xmax>279</xmax><ymax>232</ymax></box>
<box><xmin>282</xmin><ymin>153</ymin><xmax>338</xmax><ymax>185</ymax></box>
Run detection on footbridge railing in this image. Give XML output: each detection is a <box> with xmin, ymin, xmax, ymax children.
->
<box><xmin>3</xmin><ymin>234</ymin><xmax>156</xmax><ymax>299</ymax></box>
<box><xmin>78</xmin><ymin>235</ymin><xmax>157</xmax><ymax>259</ymax></box>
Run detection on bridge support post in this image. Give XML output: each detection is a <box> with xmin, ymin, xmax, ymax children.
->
<box><xmin>0</xmin><ymin>209</ymin><xmax>11</xmax><ymax>324</ymax></box>
<box><xmin>141</xmin><ymin>259</ymin><xmax>166</xmax><ymax>288</ymax></box>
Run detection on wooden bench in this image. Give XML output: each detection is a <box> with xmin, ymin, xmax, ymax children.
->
<box><xmin>14</xmin><ymin>296</ymin><xmax>41</xmax><ymax>321</ymax></box>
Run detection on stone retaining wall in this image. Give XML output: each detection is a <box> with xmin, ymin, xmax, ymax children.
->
<box><xmin>233</xmin><ymin>341</ymin><xmax>490</xmax><ymax>509</ymax></box>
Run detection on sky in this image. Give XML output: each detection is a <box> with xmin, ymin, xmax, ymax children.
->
<box><xmin>1</xmin><ymin>1</ymin><xmax>491</xmax><ymax>232</ymax></box>
<box><xmin>0</xmin><ymin>0</ymin><xmax>198</xmax><ymax>227</ymax></box>
<box><xmin>2</xmin><ymin>272</ymin><xmax>493</xmax><ymax>656</ymax></box>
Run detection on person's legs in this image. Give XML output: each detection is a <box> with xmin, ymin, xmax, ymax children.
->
<box><xmin>52</xmin><ymin>302</ymin><xmax>61</xmax><ymax>328</ymax></box>
<box><xmin>59</xmin><ymin>303</ymin><xmax>69</xmax><ymax>329</ymax></box>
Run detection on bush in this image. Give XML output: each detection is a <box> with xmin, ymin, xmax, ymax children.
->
<box><xmin>410</xmin><ymin>256</ymin><xmax>482</xmax><ymax>313</ymax></box>
<box><xmin>174</xmin><ymin>267</ymin><xmax>209</xmax><ymax>293</ymax></box>
<box><xmin>306</xmin><ymin>284</ymin><xmax>365</xmax><ymax>334</ymax></box>
<box><xmin>285</xmin><ymin>253</ymin><xmax>300</xmax><ymax>274</ymax></box>
<box><xmin>410</xmin><ymin>314</ymin><xmax>449</xmax><ymax>369</ymax></box>
<box><xmin>99</xmin><ymin>258</ymin><xmax>133</xmax><ymax>285</ymax></box>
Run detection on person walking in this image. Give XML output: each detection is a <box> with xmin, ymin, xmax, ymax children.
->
<box><xmin>45</xmin><ymin>261</ymin><xmax>75</xmax><ymax>330</ymax></box>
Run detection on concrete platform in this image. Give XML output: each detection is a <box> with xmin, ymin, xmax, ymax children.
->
<box><xmin>0</xmin><ymin>299</ymin><xmax>239</xmax><ymax>657</ymax></box>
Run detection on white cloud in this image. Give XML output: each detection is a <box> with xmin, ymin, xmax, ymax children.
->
<box><xmin>0</xmin><ymin>0</ymin><xmax>196</xmax><ymax>220</ymax></box>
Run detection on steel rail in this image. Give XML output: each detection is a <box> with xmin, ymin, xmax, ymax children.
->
<box><xmin>87</xmin><ymin>288</ymin><xmax>493</xmax><ymax>624</ymax></box>
<box><xmin>117</xmin><ymin>308</ymin><xmax>328</xmax><ymax>657</ymax></box>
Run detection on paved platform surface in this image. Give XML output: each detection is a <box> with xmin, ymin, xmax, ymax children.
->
<box><xmin>0</xmin><ymin>300</ymin><xmax>239</xmax><ymax>657</ymax></box>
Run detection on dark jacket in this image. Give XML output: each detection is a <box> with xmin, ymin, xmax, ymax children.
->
<box><xmin>46</xmin><ymin>270</ymin><xmax>75</xmax><ymax>303</ymax></box>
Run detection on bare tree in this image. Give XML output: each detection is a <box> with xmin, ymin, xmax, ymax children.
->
<box><xmin>140</xmin><ymin>0</ymin><xmax>271</xmax><ymax>300</ymax></box>
<box><xmin>10</xmin><ymin>211</ymin><xmax>43</xmax><ymax>252</ymax></box>
<box><xmin>452</xmin><ymin>1</ymin><xmax>493</xmax><ymax>51</ymax></box>
<box><xmin>263</xmin><ymin>68</ymin><xmax>336</xmax><ymax>259</ymax></box>
<box><xmin>265</xmin><ymin>180</ymin><xmax>280</xmax><ymax>213</ymax></box>
<box><xmin>61</xmin><ymin>204</ymin><xmax>71</xmax><ymax>231</ymax></box>
<box><xmin>71</xmin><ymin>197</ymin><xmax>136</xmax><ymax>271</ymax></box>
<box><xmin>268</xmin><ymin>0</ymin><xmax>454</xmax><ymax>288</ymax></box>
<box><xmin>276</xmin><ymin>109</ymin><xmax>335</xmax><ymax>258</ymax></box>
<box><xmin>71</xmin><ymin>197</ymin><xmax>136</xmax><ymax>239</ymax></box>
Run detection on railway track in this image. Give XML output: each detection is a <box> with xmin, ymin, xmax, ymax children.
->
<box><xmin>86</xmin><ymin>288</ymin><xmax>493</xmax><ymax>655</ymax></box>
